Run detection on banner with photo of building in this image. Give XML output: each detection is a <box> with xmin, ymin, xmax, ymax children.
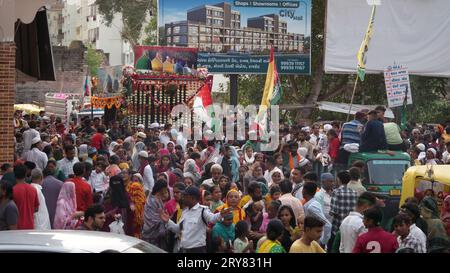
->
<box><xmin>158</xmin><ymin>0</ymin><xmax>311</xmax><ymax>74</ymax></box>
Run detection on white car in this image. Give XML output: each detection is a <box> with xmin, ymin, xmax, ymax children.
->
<box><xmin>0</xmin><ymin>230</ymin><xmax>166</xmax><ymax>253</ymax></box>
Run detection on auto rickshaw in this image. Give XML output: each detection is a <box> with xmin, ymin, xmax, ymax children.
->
<box><xmin>400</xmin><ymin>165</ymin><xmax>450</xmax><ymax>207</ymax></box>
<box><xmin>348</xmin><ymin>151</ymin><xmax>411</xmax><ymax>230</ymax></box>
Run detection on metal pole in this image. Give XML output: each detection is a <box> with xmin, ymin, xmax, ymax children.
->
<box><xmin>346</xmin><ymin>76</ymin><xmax>359</xmax><ymax>122</ymax></box>
<box><xmin>230</xmin><ymin>74</ymin><xmax>238</xmax><ymax>106</ymax></box>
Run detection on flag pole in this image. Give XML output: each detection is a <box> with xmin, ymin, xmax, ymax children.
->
<box><xmin>346</xmin><ymin>76</ymin><xmax>359</xmax><ymax>122</ymax></box>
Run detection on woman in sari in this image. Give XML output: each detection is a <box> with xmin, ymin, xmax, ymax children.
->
<box><xmin>257</xmin><ymin>219</ymin><xmax>286</xmax><ymax>253</ymax></box>
<box><xmin>53</xmin><ymin>182</ymin><xmax>82</xmax><ymax>229</ymax></box>
<box><xmin>215</xmin><ymin>189</ymin><xmax>246</xmax><ymax>225</ymax></box>
<box><xmin>420</xmin><ymin>196</ymin><xmax>449</xmax><ymax>252</ymax></box>
<box><xmin>141</xmin><ymin>179</ymin><xmax>170</xmax><ymax>251</ymax></box>
<box><xmin>101</xmin><ymin>175</ymin><xmax>131</xmax><ymax>235</ymax></box>
<box><xmin>131</xmin><ymin>142</ymin><xmax>146</xmax><ymax>172</ymax></box>
<box><xmin>441</xmin><ymin>195</ymin><xmax>450</xmax><ymax>236</ymax></box>
<box><xmin>122</xmin><ymin>169</ymin><xmax>146</xmax><ymax>239</ymax></box>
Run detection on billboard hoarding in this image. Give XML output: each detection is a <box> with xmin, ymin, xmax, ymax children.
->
<box><xmin>159</xmin><ymin>0</ymin><xmax>311</xmax><ymax>74</ymax></box>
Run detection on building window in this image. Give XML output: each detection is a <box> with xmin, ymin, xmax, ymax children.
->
<box><xmin>189</xmin><ymin>36</ymin><xmax>198</xmax><ymax>43</ymax></box>
<box><xmin>166</xmin><ymin>28</ymin><xmax>172</xmax><ymax>35</ymax></box>
<box><xmin>207</xmin><ymin>9</ymin><xmax>212</xmax><ymax>15</ymax></box>
<box><xmin>189</xmin><ymin>26</ymin><xmax>198</xmax><ymax>35</ymax></box>
<box><xmin>173</xmin><ymin>36</ymin><xmax>180</xmax><ymax>43</ymax></box>
<box><xmin>207</xmin><ymin>19</ymin><xmax>212</xmax><ymax>25</ymax></box>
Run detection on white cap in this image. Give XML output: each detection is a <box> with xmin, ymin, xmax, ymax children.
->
<box><xmin>427</xmin><ymin>148</ymin><xmax>436</xmax><ymax>156</ymax></box>
<box><xmin>137</xmin><ymin>124</ymin><xmax>145</xmax><ymax>129</ymax></box>
<box><xmin>150</xmin><ymin>122</ymin><xmax>159</xmax><ymax>129</ymax></box>
<box><xmin>416</xmin><ymin>143</ymin><xmax>426</xmax><ymax>151</ymax></box>
<box><xmin>137</xmin><ymin>132</ymin><xmax>146</xmax><ymax>139</ymax></box>
<box><xmin>301</xmin><ymin>126</ymin><xmax>310</xmax><ymax>133</ymax></box>
<box><xmin>138</xmin><ymin>151</ymin><xmax>148</xmax><ymax>158</ymax></box>
<box><xmin>299</xmin><ymin>157</ymin><xmax>309</xmax><ymax>167</ymax></box>
<box><xmin>324</xmin><ymin>124</ymin><xmax>333</xmax><ymax>132</ymax></box>
<box><xmin>31</xmin><ymin>136</ymin><xmax>42</xmax><ymax>145</ymax></box>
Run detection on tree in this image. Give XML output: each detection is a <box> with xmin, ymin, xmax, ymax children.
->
<box><xmin>86</xmin><ymin>46</ymin><xmax>104</xmax><ymax>76</ymax></box>
<box><xmin>96</xmin><ymin>0</ymin><xmax>157</xmax><ymax>47</ymax></box>
<box><xmin>236</xmin><ymin>1</ymin><xmax>449</xmax><ymax>124</ymax></box>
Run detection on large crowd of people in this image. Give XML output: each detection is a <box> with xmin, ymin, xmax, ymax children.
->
<box><xmin>1</xmin><ymin>106</ymin><xmax>449</xmax><ymax>253</ymax></box>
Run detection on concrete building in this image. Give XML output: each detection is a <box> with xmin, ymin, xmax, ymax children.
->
<box><xmin>46</xmin><ymin>0</ymin><xmax>65</xmax><ymax>45</ymax></box>
<box><xmin>164</xmin><ymin>2</ymin><xmax>303</xmax><ymax>53</ymax></box>
<box><xmin>61</xmin><ymin>0</ymin><xmax>134</xmax><ymax>66</ymax></box>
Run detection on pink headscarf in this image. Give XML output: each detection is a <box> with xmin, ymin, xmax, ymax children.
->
<box><xmin>159</xmin><ymin>149</ymin><xmax>170</xmax><ymax>156</ymax></box>
<box><xmin>441</xmin><ymin>195</ymin><xmax>450</xmax><ymax>221</ymax></box>
<box><xmin>54</xmin><ymin>182</ymin><xmax>78</xmax><ymax>229</ymax></box>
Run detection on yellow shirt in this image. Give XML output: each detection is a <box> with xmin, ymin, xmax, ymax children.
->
<box><xmin>289</xmin><ymin>239</ymin><xmax>326</xmax><ymax>253</ymax></box>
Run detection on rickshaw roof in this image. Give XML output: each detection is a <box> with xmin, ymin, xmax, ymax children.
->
<box><xmin>400</xmin><ymin>165</ymin><xmax>450</xmax><ymax>206</ymax></box>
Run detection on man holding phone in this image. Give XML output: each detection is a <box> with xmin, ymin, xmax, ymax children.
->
<box><xmin>160</xmin><ymin>186</ymin><xmax>232</xmax><ymax>253</ymax></box>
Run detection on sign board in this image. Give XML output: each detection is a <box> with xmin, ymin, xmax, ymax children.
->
<box><xmin>158</xmin><ymin>0</ymin><xmax>311</xmax><ymax>74</ymax></box>
<box><xmin>134</xmin><ymin>46</ymin><xmax>198</xmax><ymax>74</ymax></box>
<box><xmin>384</xmin><ymin>64</ymin><xmax>412</xmax><ymax>108</ymax></box>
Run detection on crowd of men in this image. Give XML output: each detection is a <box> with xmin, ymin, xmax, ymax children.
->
<box><xmin>0</xmin><ymin>106</ymin><xmax>449</xmax><ymax>253</ymax></box>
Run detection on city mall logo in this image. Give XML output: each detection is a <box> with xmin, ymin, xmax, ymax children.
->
<box><xmin>171</xmin><ymin>104</ymin><xmax>280</xmax><ymax>151</ymax></box>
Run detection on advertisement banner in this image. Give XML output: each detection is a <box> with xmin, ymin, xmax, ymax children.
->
<box><xmin>134</xmin><ymin>46</ymin><xmax>198</xmax><ymax>74</ymax></box>
<box><xmin>384</xmin><ymin>64</ymin><xmax>413</xmax><ymax>108</ymax></box>
<box><xmin>158</xmin><ymin>0</ymin><xmax>311</xmax><ymax>74</ymax></box>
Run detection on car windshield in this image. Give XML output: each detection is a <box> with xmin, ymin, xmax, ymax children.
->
<box><xmin>367</xmin><ymin>160</ymin><xmax>410</xmax><ymax>185</ymax></box>
<box><xmin>122</xmin><ymin>242</ymin><xmax>165</xmax><ymax>253</ymax></box>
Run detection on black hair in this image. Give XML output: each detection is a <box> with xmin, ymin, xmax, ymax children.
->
<box><xmin>84</xmin><ymin>204</ymin><xmax>104</xmax><ymax>221</ymax></box>
<box><xmin>351</xmin><ymin>160</ymin><xmax>365</xmax><ymax>169</ymax></box>
<box><xmin>173</xmin><ymin>182</ymin><xmax>186</xmax><ymax>191</ymax></box>
<box><xmin>42</xmin><ymin>167</ymin><xmax>54</xmax><ymax>177</ymax></box>
<box><xmin>348</xmin><ymin>167</ymin><xmax>361</xmax><ymax>181</ymax></box>
<box><xmin>24</xmin><ymin>161</ymin><xmax>36</xmax><ymax>170</ymax></box>
<box><xmin>235</xmin><ymin>220</ymin><xmax>249</xmax><ymax>239</ymax></box>
<box><xmin>148</xmin><ymin>142</ymin><xmax>157</xmax><ymax>150</ymax></box>
<box><xmin>269</xmin><ymin>185</ymin><xmax>281</xmax><ymax>196</ymax></box>
<box><xmin>401</xmin><ymin>202</ymin><xmax>421</xmax><ymax>221</ymax></box>
<box><xmin>47</xmin><ymin>159</ymin><xmax>57</xmax><ymax>166</ymax></box>
<box><xmin>265</xmin><ymin>156</ymin><xmax>276</xmax><ymax>166</ymax></box>
<box><xmin>64</xmin><ymin>144</ymin><xmax>75</xmax><ymax>153</ymax></box>
<box><xmin>1</xmin><ymin>163</ymin><xmax>11</xmax><ymax>172</ymax></box>
<box><xmin>190</xmin><ymin>152</ymin><xmax>201</xmax><ymax>160</ymax></box>
<box><xmin>303</xmin><ymin>182</ymin><xmax>318</xmax><ymax>198</ymax></box>
<box><xmin>109</xmin><ymin>155</ymin><xmax>120</xmax><ymax>165</ymax></box>
<box><xmin>278</xmin><ymin>205</ymin><xmax>296</xmax><ymax>229</ymax></box>
<box><xmin>337</xmin><ymin>170</ymin><xmax>351</xmax><ymax>185</ymax></box>
<box><xmin>327</xmin><ymin>129</ymin><xmax>338</xmax><ymax>138</ymax></box>
<box><xmin>375</xmin><ymin>105</ymin><xmax>386</xmax><ymax>112</ymax></box>
<box><xmin>0</xmin><ymin>180</ymin><xmax>14</xmax><ymax>199</ymax></box>
<box><xmin>14</xmin><ymin>164</ymin><xmax>27</xmax><ymax>180</ymax></box>
<box><xmin>152</xmin><ymin>179</ymin><xmax>168</xmax><ymax>195</ymax></box>
<box><xmin>304</xmin><ymin>216</ymin><xmax>325</xmax><ymax>229</ymax></box>
<box><xmin>73</xmin><ymin>162</ymin><xmax>85</xmax><ymax>176</ymax></box>
<box><xmin>279</xmin><ymin>179</ymin><xmax>293</xmax><ymax>194</ymax></box>
<box><xmin>293</xmin><ymin>166</ymin><xmax>305</xmax><ymax>175</ymax></box>
<box><xmin>247</xmin><ymin>181</ymin><xmax>261</xmax><ymax>195</ymax></box>
<box><xmin>303</xmin><ymin>172</ymin><xmax>318</xmax><ymax>183</ymax></box>
<box><xmin>357</xmin><ymin>192</ymin><xmax>377</xmax><ymax>207</ymax></box>
<box><xmin>97</xmin><ymin>126</ymin><xmax>106</xmax><ymax>133</ymax></box>
<box><xmin>269</xmin><ymin>200</ymin><xmax>282</xmax><ymax>212</ymax></box>
<box><xmin>84</xmin><ymin>162</ymin><xmax>93</xmax><ymax>175</ymax></box>
<box><xmin>266</xmin><ymin>219</ymin><xmax>285</xmax><ymax>241</ymax></box>
<box><xmin>393</xmin><ymin>213</ymin><xmax>412</xmax><ymax>226</ymax></box>
<box><xmin>363</xmin><ymin>207</ymin><xmax>382</xmax><ymax>225</ymax></box>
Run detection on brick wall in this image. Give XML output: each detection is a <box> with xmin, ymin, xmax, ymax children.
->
<box><xmin>15</xmin><ymin>44</ymin><xmax>88</xmax><ymax>105</ymax></box>
<box><xmin>0</xmin><ymin>42</ymin><xmax>16</xmax><ymax>164</ymax></box>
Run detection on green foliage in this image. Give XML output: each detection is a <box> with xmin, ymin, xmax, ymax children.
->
<box><xmin>96</xmin><ymin>0</ymin><xmax>156</xmax><ymax>46</ymax></box>
<box><xmin>236</xmin><ymin>1</ymin><xmax>449</xmax><ymax>123</ymax></box>
<box><xmin>86</xmin><ymin>46</ymin><xmax>103</xmax><ymax>76</ymax></box>
<box><xmin>142</xmin><ymin>11</ymin><xmax>158</xmax><ymax>46</ymax></box>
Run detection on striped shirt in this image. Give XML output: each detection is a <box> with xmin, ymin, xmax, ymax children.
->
<box><xmin>340</xmin><ymin>120</ymin><xmax>363</xmax><ymax>148</ymax></box>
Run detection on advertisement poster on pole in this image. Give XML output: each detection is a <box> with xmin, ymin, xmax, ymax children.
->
<box><xmin>158</xmin><ymin>0</ymin><xmax>311</xmax><ymax>74</ymax></box>
<box><xmin>384</xmin><ymin>64</ymin><xmax>413</xmax><ymax>108</ymax></box>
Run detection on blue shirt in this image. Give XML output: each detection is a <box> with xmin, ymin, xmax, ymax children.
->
<box><xmin>340</xmin><ymin>120</ymin><xmax>363</xmax><ymax>148</ymax></box>
<box><xmin>360</xmin><ymin>119</ymin><xmax>388</xmax><ymax>152</ymax></box>
<box><xmin>304</xmin><ymin>198</ymin><xmax>332</xmax><ymax>246</ymax></box>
